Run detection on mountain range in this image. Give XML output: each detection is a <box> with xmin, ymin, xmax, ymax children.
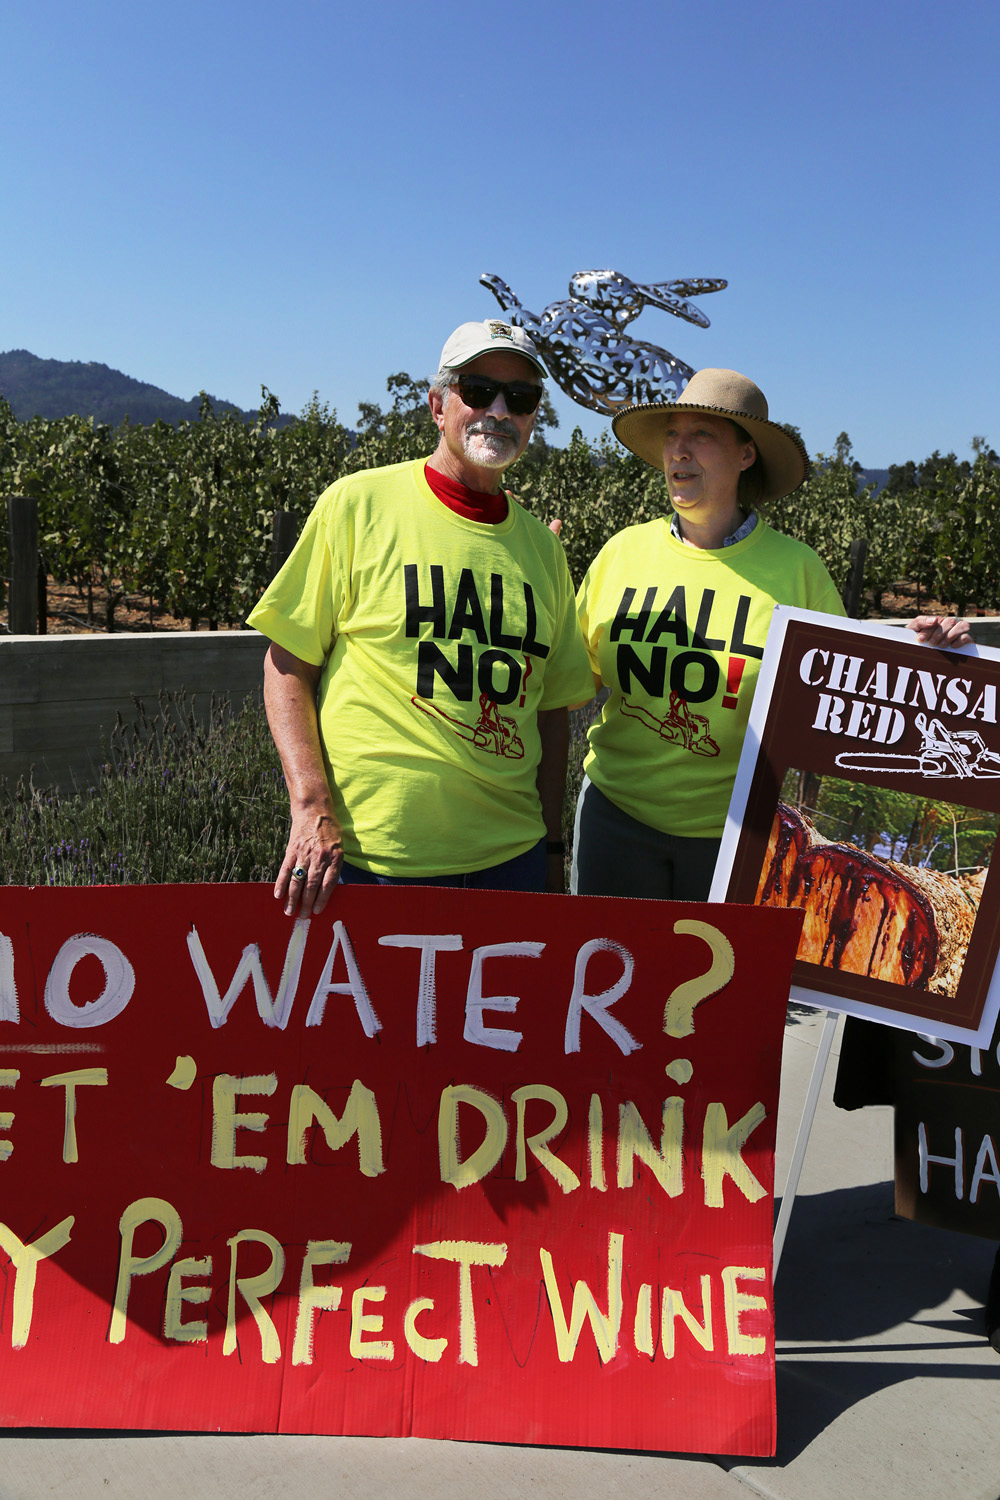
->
<box><xmin>0</xmin><ymin>349</ymin><xmax>292</xmax><ymax>427</ymax></box>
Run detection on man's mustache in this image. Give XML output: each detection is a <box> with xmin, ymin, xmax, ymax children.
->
<box><xmin>468</xmin><ymin>418</ymin><xmax>518</xmax><ymax>440</ymax></box>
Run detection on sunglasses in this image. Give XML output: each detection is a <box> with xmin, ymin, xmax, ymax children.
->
<box><xmin>451</xmin><ymin>375</ymin><xmax>543</xmax><ymax>416</ymax></box>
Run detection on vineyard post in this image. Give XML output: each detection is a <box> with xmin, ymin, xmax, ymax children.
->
<box><xmin>270</xmin><ymin>510</ymin><xmax>298</xmax><ymax>579</ymax></box>
<box><xmin>6</xmin><ymin>495</ymin><xmax>40</xmax><ymax>635</ymax></box>
<box><xmin>842</xmin><ymin>536</ymin><xmax>868</xmax><ymax>618</ymax></box>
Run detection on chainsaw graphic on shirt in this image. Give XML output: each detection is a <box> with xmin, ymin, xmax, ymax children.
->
<box><xmin>620</xmin><ymin>692</ymin><xmax>720</xmax><ymax>757</ymax></box>
<box><xmin>412</xmin><ymin>692</ymin><xmax>526</xmax><ymax>760</ymax></box>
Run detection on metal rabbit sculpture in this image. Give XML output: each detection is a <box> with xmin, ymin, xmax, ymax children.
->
<box><xmin>480</xmin><ymin>269</ymin><xmax>726</xmax><ymax>413</ymax></box>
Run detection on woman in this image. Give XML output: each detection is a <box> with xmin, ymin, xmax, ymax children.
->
<box><xmin>572</xmin><ymin>367</ymin><xmax>965</xmax><ymax>900</ymax></box>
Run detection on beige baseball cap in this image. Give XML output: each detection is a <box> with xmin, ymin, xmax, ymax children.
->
<box><xmin>438</xmin><ymin>319</ymin><xmax>547</xmax><ymax>378</ymax></box>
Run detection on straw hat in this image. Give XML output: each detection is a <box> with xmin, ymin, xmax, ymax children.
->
<box><xmin>611</xmin><ymin>368</ymin><xmax>809</xmax><ymax>502</ymax></box>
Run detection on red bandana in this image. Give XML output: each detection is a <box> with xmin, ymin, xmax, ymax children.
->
<box><xmin>424</xmin><ymin>463</ymin><xmax>508</xmax><ymax>524</ymax></box>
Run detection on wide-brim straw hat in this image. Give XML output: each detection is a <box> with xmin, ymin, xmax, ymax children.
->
<box><xmin>611</xmin><ymin>368</ymin><xmax>809</xmax><ymax>502</ymax></box>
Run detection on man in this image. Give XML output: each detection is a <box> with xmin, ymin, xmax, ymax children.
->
<box><xmin>248</xmin><ymin>319</ymin><xmax>593</xmax><ymax>917</ymax></box>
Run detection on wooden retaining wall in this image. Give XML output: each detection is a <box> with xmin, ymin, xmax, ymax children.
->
<box><xmin>0</xmin><ymin>631</ymin><xmax>267</xmax><ymax>790</ymax></box>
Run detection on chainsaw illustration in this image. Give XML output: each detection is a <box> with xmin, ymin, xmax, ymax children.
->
<box><xmin>835</xmin><ymin>714</ymin><xmax>1000</xmax><ymax>779</ymax></box>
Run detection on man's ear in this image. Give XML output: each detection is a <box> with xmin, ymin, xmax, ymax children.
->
<box><xmin>427</xmin><ymin>386</ymin><xmax>446</xmax><ymax>433</ymax></box>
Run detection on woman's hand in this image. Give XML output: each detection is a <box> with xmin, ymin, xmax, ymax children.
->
<box><xmin>907</xmin><ymin>615</ymin><xmax>973</xmax><ymax>649</ymax></box>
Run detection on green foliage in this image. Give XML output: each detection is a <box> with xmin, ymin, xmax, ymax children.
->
<box><xmin>769</xmin><ymin>433</ymin><xmax>886</xmax><ymax>606</ymax></box>
<box><xmin>878</xmin><ymin>447</ymin><xmax>997</xmax><ymax>611</ymax></box>
<box><xmin>783</xmin><ymin>766</ymin><xmax>997</xmax><ymax>874</ymax></box>
<box><xmin>515</xmin><ymin>428</ymin><xmax>667</xmax><ymax>586</ymax></box>
<box><xmin>1</xmin><ymin>379</ymin><xmax>996</xmax><ymax>626</ymax></box>
<box><xmin>0</xmin><ymin>693</ymin><xmax>287</xmax><ymax>885</ymax></box>
<box><xmin>151</xmin><ymin>392</ymin><xmax>281</xmax><ymax>628</ymax></box>
<box><xmin>1</xmin><ymin>386</ymin><xmax>356</xmax><ymax>630</ymax></box>
<box><xmin>349</xmin><ymin>372</ymin><xmax>438</xmax><ymax>471</ymax></box>
<box><xmin>929</xmin><ymin>452</ymin><xmax>1000</xmax><ymax>614</ymax></box>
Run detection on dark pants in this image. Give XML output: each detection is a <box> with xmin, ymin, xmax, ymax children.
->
<box><xmin>339</xmin><ymin>838</ymin><xmax>547</xmax><ymax>893</ymax></box>
<box><xmin>571</xmin><ymin>778</ymin><xmax>720</xmax><ymax>902</ymax></box>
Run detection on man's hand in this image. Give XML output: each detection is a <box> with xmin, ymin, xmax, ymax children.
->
<box><xmin>907</xmin><ymin>615</ymin><xmax>973</xmax><ymax>649</ymax></box>
<box><xmin>263</xmin><ymin>642</ymin><xmax>343</xmax><ymax>917</ymax></box>
<box><xmin>275</xmin><ymin>806</ymin><xmax>343</xmax><ymax>918</ymax></box>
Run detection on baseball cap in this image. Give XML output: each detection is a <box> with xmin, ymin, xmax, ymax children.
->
<box><xmin>437</xmin><ymin>319</ymin><xmax>547</xmax><ymax>378</ymax></box>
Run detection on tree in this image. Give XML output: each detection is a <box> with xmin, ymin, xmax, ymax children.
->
<box><xmin>769</xmin><ymin>433</ymin><xmax>881</xmax><ymax>603</ymax></box>
<box><xmin>933</xmin><ymin>450</ymin><xmax>1000</xmax><ymax>613</ymax></box>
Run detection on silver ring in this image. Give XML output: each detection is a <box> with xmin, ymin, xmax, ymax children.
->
<box><xmin>291</xmin><ymin>866</ymin><xmax>307</xmax><ymax>881</ymax></box>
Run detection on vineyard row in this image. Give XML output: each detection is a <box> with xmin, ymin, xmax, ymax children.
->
<box><xmin>2</xmin><ymin>382</ymin><xmax>997</xmax><ymax>630</ymax></box>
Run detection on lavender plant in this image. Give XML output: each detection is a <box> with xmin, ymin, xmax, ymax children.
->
<box><xmin>0</xmin><ymin>693</ymin><xmax>288</xmax><ymax>886</ymax></box>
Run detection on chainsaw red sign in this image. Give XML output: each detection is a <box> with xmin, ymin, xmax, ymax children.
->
<box><xmin>712</xmin><ymin>608</ymin><xmax>1000</xmax><ymax>1044</ymax></box>
<box><xmin>0</xmin><ymin>884</ymin><xmax>800</xmax><ymax>1455</ymax></box>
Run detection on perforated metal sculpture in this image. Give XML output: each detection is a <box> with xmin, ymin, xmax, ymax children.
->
<box><xmin>481</xmin><ymin>270</ymin><xmax>726</xmax><ymax>414</ymax></box>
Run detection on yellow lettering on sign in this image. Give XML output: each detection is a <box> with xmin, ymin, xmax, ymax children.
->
<box><xmin>110</xmin><ymin>1197</ymin><xmax>182</xmax><ymax>1344</ymax></box>
<box><xmin>286</xmin><ymin>1080</ymin><xmax>384</xmax><ymax>1176</ymax></box>
<box><xmin>701</xmin><ymin>1101</ymin><xmax>767</xmax><ymax>1207</ymax></box>
<box><xmin>0</xmin><ymin>1070</ymin><xmax>18</xmax><ymax>1161</ymax></box>
<box><xmin>438</xmin><ymin>1085</ymin><xmax>507</xmax><ymax>1190</ymax></box>
<box><xmin>634</xmin><ymin>1283</ymin><xmax>654</xmax><ymax>1357</ymax></box>
<box><xmin>617</xmin><ymin>1098</ymin><xmax>683</xmax><ymax>1196</ymax></box>
<box><xmin>349</xmin><ymin>1286</ymin><xmax>393</xmax><ymax>1361</ymax></box>
<box><xmin>663</xmin><ymin>921</ymin><xmax>735</xmax><ymax>1038</ymax></box>
<box><xmin>211</xmin><ymin>1073</ymin><xmax>277</xmax><ymax>1172</ymax></box>
<box><xmin>40</xmin><ymin>1068</ymin><xmax>108</xmax><ymax>1163</ymax></box>
<box><xmin>539</xmin><ymin>1232</ymin><xmax>623</xmax><ymax>1364</ymax></box>
<box><xmin>661</xmin><ymin>1276</ymin><xmax>714</xmax><ymax>1358</ymax></box>
<box><xmin>223</xmin><ymin>1229</ymin><xmax>285</xmax><ymax>1364</ymax></box>
<box><xmin>0</xmin><ymin>1216</ymin><xmax>74</xmax><ymax>1348</ymax></box>
<box><xmin>292</xmin><ymin>1240</ymin><xmax>351</xmax><ymax>1366</ymax></box>
<box><xmin>403</xmin><ymin>1297</ymin><xmax>447</xmax><ymax>1363</ymax></box>
<box><xmin>722</xmin><ymin>1265</ymin><xmax>768</xmax><ymax>1355</ymax></box>
<box><xmin>164</xmin><ymin>1256</ymin><xmax>212</xmax><ymax>1343</ymax></box>
<box><xmin>511</xmin><ymin>1085</ymin><xmax>579</xmax><ymax>1194</ymax></box>
<box><xmin>587</xmin><ymin>1093</ymin><xmax>606</xmax><ymax>1191</ymax></box>
<box><xmin>412</xmin><ymin>1240</ymin><xmax>507</xmax><ymax>1366</ymax></box>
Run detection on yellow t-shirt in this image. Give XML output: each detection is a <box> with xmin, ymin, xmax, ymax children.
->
<box><xmin>577</xmin><ymin>518</ymin><xmax>845</xmax><ymax>838</ymax></box>
<box><xmin>249</xmin><ymin>459</ymin><xmax>593</xmax><ymax>876</ymax></box>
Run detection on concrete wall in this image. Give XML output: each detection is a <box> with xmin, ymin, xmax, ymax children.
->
<box><xmin>0</xmin><ymin>631</ymin><xmax>268</xmax><ymax>790</ymax></box>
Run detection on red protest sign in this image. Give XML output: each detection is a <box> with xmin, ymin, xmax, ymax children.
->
<box><xmin>0</xmin><ymin>884</ymin><xmax>799</xmax><ymax>1455</ymax></box>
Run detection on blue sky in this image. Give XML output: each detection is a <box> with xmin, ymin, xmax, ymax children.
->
<box><xmin>3</xmin><ymin>0</ymin><xmax>998</xmax><ymax>467</ymax></box>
